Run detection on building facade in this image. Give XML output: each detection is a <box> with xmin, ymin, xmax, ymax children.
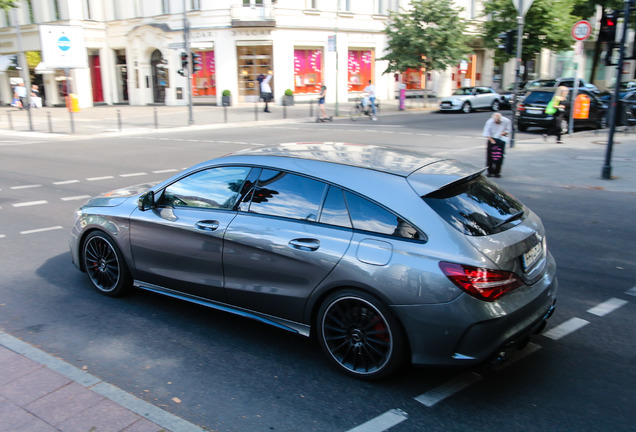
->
<box><xmin>0</xmin><ymin>0</ymin><xmax>510</xmax><ymax>108</ymax></box>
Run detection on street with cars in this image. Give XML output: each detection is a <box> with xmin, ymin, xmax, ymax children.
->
<box><xmin>1</xmin><ymin>108</ymin><xmax>635</xmax><ymax>431</ymax></box>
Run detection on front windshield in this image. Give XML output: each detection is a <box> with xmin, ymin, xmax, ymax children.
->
<box><xmin>453</xmin><ymin>88</ymin><xmax>473</xmax><ymax>96</ymax></box>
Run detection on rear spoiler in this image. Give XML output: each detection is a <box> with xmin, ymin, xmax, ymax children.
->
<box><xmin>423</xmin><ymin>168</ymin><xmax>487</xmax><ymax>198</ymax></box>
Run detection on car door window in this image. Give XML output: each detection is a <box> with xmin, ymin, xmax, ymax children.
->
<box><xmin>344</xmin><ymin>191</ymin><xmax>420</xmax><ymax>240</ymax></box>
<box><xmin>248</xmin><ymin>169</ymin><xmax>327</xmax><ymax>221</ymax></box>
<box><xmin>159</xmin><ymin>166</ymin><xmax>251</xmax><ymax>210</ymax></box>
<box><xmin>319</xmin><ymin>186</ymin><xmax>352</xmax><ymax>228</ymax></box>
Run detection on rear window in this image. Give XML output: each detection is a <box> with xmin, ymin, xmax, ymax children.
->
<box><xmin>423</xmin><ymin>176</ymin><xmax>524</xmax><ymax>236</ymax></box>
<box><xmin>523</xmin><ymin>91</ymin><xmax>554</xmax><ymax>105</ymax></box>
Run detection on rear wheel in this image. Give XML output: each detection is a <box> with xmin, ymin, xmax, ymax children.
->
<box><xmin>350</xmin><ymin>105</ymin><xmax>362</xmax><ymax>121</ymax></box>
<box><xmin>517</xmin><ymin>123</ymin><xmax>527</xmax><ymax>132</ymax></box>
<box><xmin>82</xmin><ymin>231</ymin><xmax>132</xmax><ymax>297</ymax></box>
<box><xmin>316</xmin><ymin>289</ymin><xmax>406</xmax><ymax>380</ymax></box>
<box><xmin>461</xmin><ymin>102</ymin><xmax>472</xmax><ymax>113</ymax></box>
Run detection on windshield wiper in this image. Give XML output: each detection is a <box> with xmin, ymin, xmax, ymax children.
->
<box><xmin>493</xmin><ymin>210</ymin><xmax>524</xmax><ymax>229</ymax></box>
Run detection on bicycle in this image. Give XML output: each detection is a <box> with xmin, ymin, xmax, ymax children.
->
<box><xmin>349</xmin><ymin>97</ymin><xmax>375</xmax><ymax>121</ymax></box>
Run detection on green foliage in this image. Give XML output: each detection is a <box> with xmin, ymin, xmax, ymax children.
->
<box><xmin>379</xmin><ymin>0</ymin><xmax>473</xmax><ymax>74</ymax></box>
<box><xmin>222</xmin><ymin>89</ymin><xmax>231</xmax><ymax>96</ymax></box>
<box><xmin>0</xmin><ymin>0</ymin><xmax>17</xmax><ymax>10</ymax></box>
<box><xmin>284</xmin><ymin>89</ymin><xmax>293</xmax><ymax>96</ymax></box>
<box><xmin>481</xmin><ymin>0</ymin><xmax>577</xmax><ymax>64</ymax></box>
<box><xmin>571</xmin><ymin>0</ymin><xmax>622</xmax><ymax>20</ymax></box>
<box><xmin>26</xmin><ymin>51</ymin><xmax>40</xmax><ymax>69</ymax></box>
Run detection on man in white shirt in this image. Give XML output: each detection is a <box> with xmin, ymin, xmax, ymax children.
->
<box><xmin>363</xmin><ymin>80</ymin><xmax>376</xmax><ymax>120</ymax></box>
<box><xmin>260</xmin><ymin>72</ymin><xmax>272</xmax><ymax>113</ymax></box>
<box><xmin>482</xmin><ymin>112</ymin><xmax>511</xmax><ymax>177</ymax></box>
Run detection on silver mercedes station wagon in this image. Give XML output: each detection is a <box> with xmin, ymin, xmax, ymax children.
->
<box><xmin>70</xmin><ymin>143</ymin><xmax>557</xmax><ymax>379</ymax></box>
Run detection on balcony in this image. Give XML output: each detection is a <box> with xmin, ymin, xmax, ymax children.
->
<box><xmin>231</xmin><ymin>4</ymin><xmax>275</xmax><ymax>27</ymax></box>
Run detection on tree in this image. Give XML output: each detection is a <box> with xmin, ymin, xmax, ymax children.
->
<box><xmin>0</xmin><ymin>1</ymin><xmax>17</xmax><ymax>10</ymax></box>
<box><xmin>379</xmin><ymin>0</ymin><xmax>473</xmax><ymax>75</ymax></box>
<box><xmin>481</xmin><ymin>0</ymin><xmax>577</xmax><ymax>79</ymax></box>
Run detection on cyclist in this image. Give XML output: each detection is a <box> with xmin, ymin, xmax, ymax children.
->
<box><xmin>363</xmin><ymin>80</ymin><xmax>377</xmax><ymax>121</ymax></box>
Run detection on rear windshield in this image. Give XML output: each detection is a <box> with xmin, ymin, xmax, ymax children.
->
<box><xmin>523</xmin><ymin>91</ymin><xmax>554</xmax><ymax>105</ymax></box>
<box><xmin>423</xmin><ymin>176</ymin><xmax>525</xmax><ymax>236</ymax></box>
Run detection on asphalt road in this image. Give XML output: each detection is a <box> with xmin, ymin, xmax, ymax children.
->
<box><xmin>1</xmin><ymin>111</ymin><xmax>635</xmax><ymax>432</ymax></box>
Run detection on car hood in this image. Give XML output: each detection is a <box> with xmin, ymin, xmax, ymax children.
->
<box><xmin>83</xmin><ymin>183</ymin><xmax>156</xmax><ymax>207</ymax></box>
<box><xmin>442</xmin><ymin>95</ymin><xmax>470</xmax><ymax>102</ymax></box>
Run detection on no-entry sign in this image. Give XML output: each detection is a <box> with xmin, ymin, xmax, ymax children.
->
<box><xmin>572</xmin><ymin>20</ymin><xmax>592</xmax><ymax>41</ymax></box>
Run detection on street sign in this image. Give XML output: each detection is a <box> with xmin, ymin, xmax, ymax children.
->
<box><xmin>512</xmin><ymin>0</ymin><xmax>534</xmax><ymax>16</ymax></box>
<box><xmin>572</xmin><ymin>20</ymin><xmax>592</xmax><ymax>41</ymax></box>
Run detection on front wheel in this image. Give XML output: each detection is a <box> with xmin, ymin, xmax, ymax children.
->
<box><xmin>316</xmin><ymin>290</ymin><xmax>407</xmax><ymax>380</ymax></box>
<box><xmin>491</xmin><ymin>100</ymin><xmax>500</xmax><ymax>111</ymax></box>
<box><xmin>350</xmin><ymin>105</ymin><xmax>362</xmax><ymax>121</ymax></box>
<box><xmin>82</xmin><ymin>231</ymin><xmax>132</xmax><ymax>297</ymax></box>
<box><xmin>461</xmin><ymin>102</ymin><xmax>472</xmax><ymax>113</ymax></box>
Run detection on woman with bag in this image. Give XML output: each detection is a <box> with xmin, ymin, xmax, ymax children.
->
<box><xmin>544</xmin><ymin>86</ymin><xmax>569</xmax><ymax>144</ymax></box>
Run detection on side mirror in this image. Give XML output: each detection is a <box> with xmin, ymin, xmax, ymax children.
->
<box><xmin>138</xmin><ymin>191</ymin><xmax>155</xmax><ymax>211</ymax></box>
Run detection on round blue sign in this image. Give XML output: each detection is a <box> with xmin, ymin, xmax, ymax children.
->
<box><xmin>58</xmin><ymin>36</ymin><xmax>71</xmax><ymax>51</ymax></box>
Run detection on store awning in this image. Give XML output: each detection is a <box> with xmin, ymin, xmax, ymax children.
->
<box><xmin>35</xmin><ymin>62</ymin><xmax>56</xmax><ymax>74</ymax></box>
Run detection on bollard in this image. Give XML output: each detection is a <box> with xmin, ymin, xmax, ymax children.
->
<box><xmin>47</xmin><ymin>111</ymin><xmax>52</xmax><ymax>133</ymax></box>
<box><xmin>154</xmin><ymin>107</ymin><xmax>158</xmax><ymax>129</ymax></box>
<box><xmin>224</xmin><ymin>105</ymin><xmax>228</xmax><ymax>123</ymax></box>
<box><xmin>283</xmin><ymin>104</ymin><xmax>287</xmax><ymax>119</ymax></box>
<box><xmin>7</xmin><ymin>111</ymin><xmax>12</xmax><ymax>130</ymax></box>
<box><xmin>309</xmin><ymin>99</ymin><xmax>314</xmax><ymax>118</ymax></box>
<box><xmin>117</xmin><ymin>109</ymin><xmax>122</xmax><ymax>131</ymax></box>
<box><xmin>254</xmin><ymin>102</ymin><xmax>258</xmax><ymax>121</ymax></box>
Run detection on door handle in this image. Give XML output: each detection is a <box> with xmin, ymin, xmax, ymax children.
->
<box><xmin>289</xmin><ymin>238</ymin><xmax>320</xmax><ymax>251</ymax></box>
<box><xmin>195</xmin><ymin>220</ymin><xmax>220</xmax><ymax>232</ymax></box>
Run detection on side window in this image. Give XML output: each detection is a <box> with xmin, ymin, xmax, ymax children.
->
<box><xmin>249</xmin><ymin>169</ymin><xmax>327</xmax><ymax>221</ymax></box>
<box><xmin>344</xmin><ymin>191</ymin><xmax>420</xmax><ymax>239</ymax></box>
<box><xmin>159</xmin><ymin>166</ymin><xmax>251</xmax><ymax>210</ymax></box>
<box><xmin>319</xmin><ymin>186</ymin><xmax>352</xmax><ymax>228</ymax></box>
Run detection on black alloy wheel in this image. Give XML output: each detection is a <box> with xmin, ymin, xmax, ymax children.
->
<box><xmin>82</xmin><ymin>231</ymin><xmax>132</xmax><ymax>297</ymax></box>
<box><xmin>317</xmin><ymin>290</ymin><xmax>406</xmax><ymax>379</ymax></box>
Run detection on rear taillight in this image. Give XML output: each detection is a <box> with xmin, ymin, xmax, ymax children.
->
<box><xmin>439</xmin><ymin>262</ymin><xmax>524</xmax><ymax>302</ymax></box>
<box><xmin>517</xmin><ymin>103</ymin><xmax>525</xmax><ymax>111</ymax></box>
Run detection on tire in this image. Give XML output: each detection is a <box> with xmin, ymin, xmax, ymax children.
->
<box><xmin>461</xmin><ymin>102</ymin><xmax>471</xmax><ymax>113</ymax></box>
<box><xmin>316</xmin><ymin>289</ymin><xmax>407</xmax><ymax>380</ymax></box>
<box><xmin>350</xmin><ymin>105</ymin><xmax>362</xmax><ymax>121</ymax></box>
<box><xmin>82</xmin><ymin>231</ymin><xmax>132</xmax><ymax>297</ymax></box>
<box><xmin>491</xmin><ymin>100</ymin><xmax>500</xmax><ymax>111</ymax></box>
<box><xmin>517</xmin><ymin>123</ymin><xmax>527</xmax><ymax>132</ymax></box>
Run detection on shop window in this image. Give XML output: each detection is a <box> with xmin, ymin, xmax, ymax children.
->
<box><xmin>404</xmin><ymin>68</ymin><xmax>425</xmax><ymax>89</ymax></box>
<box><xmin>294</xmin><ymin>49</ymin><xmax>323</xmax><ymax>95</ymax></box>
<box><xmin>191</xmin><ymin>50</ymin><xmax>216</xmax><ymax>98</ymax></box>
<box><xmin>348</xmin><ymin>50</ymin><xmax>374</xmax><ymax>92</ymax></box>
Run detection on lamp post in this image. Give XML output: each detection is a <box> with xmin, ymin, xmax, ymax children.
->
<box><xmin>11</xmin><ymin>8</ymin><xmax>33</xmax><ymax>131</ymax></box>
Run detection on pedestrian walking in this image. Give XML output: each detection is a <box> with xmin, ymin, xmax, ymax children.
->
<box><xmin>543</xmin><ymin>86</ymin><xmax>569</xmax><ymax>144</ymax></box>
<box><xmin>363</xmin><ymin>80</ymin><xmax>377</xmax><ymax>120</ymax></box>
<box><xmin>13</xmin><ymin>82</ymin><xmax>27</xmax><ymax>110</ymax></box>
<box><xmin>482</xmin><ymin>112</ymin><xmax>511</xmax><ymax>178</ymax></box>
<box><xmin>317</xmin><ymin>85</ymin><xmax>331</xmax><ymax>121</ymax></box>
<box><xmin>260</xmin><ymin>71</ymin><xmax>273</xmax><ymax>113</ymax></box>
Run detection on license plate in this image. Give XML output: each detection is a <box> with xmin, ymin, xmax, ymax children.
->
<box><xmin>441</xmin><ymin>102</ymin><xmax>451</xmax><ymax>107</ymax></box>
<box><xmin>527</xmin><ymin>109</ymin><xmax>542</xmax><ymax>115</ymax></box>
<box><xmin>522</xmin><ymin>241</ymin><xmax>543</xmax><ymax>271</ymax></box>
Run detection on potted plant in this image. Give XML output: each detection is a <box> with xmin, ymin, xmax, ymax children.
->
<box><xmin>283</xmin><ymin>89</ymin><xmax>294</xmax><ymax>106</ymax></box>
<box><xmin>221</xmin><ymin>89</ymin><xmax>231</xmax><ymax>106</ymax></box>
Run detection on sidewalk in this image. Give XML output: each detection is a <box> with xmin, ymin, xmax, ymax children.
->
<box><xmin>1</xmin><ymin>103</ymin><xmax>634</xmax><ymax>432</ymax></box>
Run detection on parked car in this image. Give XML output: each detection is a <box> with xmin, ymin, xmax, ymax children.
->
<box><xmin>517</xmin><ymin>87</ymin><xmax>607</xmax><ymax>132</ymax></box>
<box><xmin>439</xmin><ymin>86</ymin><xmax>502</xmax><ymax>113</ymax></box>
<box><xmin>498</xmin><ymin>81</ymin><xmax>528</xmax><ymax>109</ymax></box>
<box><xmin>70</xmin><ymin>143</ymin><xmax>558</xmax><ymax>380</ymax></box>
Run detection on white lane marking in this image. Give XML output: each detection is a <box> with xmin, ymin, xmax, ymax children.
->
<box><xmin>218</xmin><ymin>140</ymin><xmax>232</xmax><ymax>143</ymax></box>
<box><xmin>345</xmin><ymin>409</ymin><xmax>408</xmax><ymax>432</ymax></box>
<box><xmin>626</xmin><ymin>286</ymin><xmax>636</xmax><ymax>297</ymax></box>
<box><xmin>159</xmin><ymin>138</ymin><xmax>171</xmax><ymax>140</ymax></box>
<box><xmin>53</xmin><ymin>179</ymin><xmax>80</xmax><ymax>185</ymax></box>
<box><xmin>587</xmin><ymin>298</ymin><xmax>628</xmax><ymax>316</ymax></box>
<box><xmin>542</xmin><ymin>317</ymin><xmax>589</xmax><ymax>340</ymax></box>
<box><xmin>152</xmin><ymin>169</ymin><xmax>179</xmax><ymax>174</ymax></box>
<box><xmin>414</xmin><ymin>372</ymin><xmax>482</xmax><ymax>407</ymax></box>
<box><xmin>120</xmin><ymin>172</ymin><xmax>147</xmax><ymax>177</ymax></box>
<box><xmin>87</xmin><ymin>176</ymin><xmax>114</xmax><ymax>181</ymax></box>
<box><xmin>61</xmin><ymin>195</ymin><xmax>91</xmax><ymax>201</ymax></box>
<box><xmin>20</xmin><ymin>226</ymin><xmax>63</xmax><ymax>235</ymax></box>
<box><xmin>0</xmin><ymin>234</ymin><xmax>5</xmax><ymax>239</ymax></box>
<box><xmin>233</xmin><ymin>141</ymin><xmax>248</xmax><ymax>144</ymax></box>
<box><xmin>417</xmin><ymin>133</ymin><xmax>432</xmax><ymax>136</ymax></box>
<box><xmin>11</xmin><ymin>184</ymin><xmax>42</xmax><ymax>190</ymax></box>
<box><xmin>187</xmin><ymin>139</ymin><xmax>199</xmax><ymax>142</ymax></box>
<box><xmin>493</xmin><ymin>342</ymin><xmax>542</xmax><ymax>371</ymax></box>
<box><xmin>12</xmin><ymin>200</ymin><xmax>48</xmax><ymax>207</ymax></box>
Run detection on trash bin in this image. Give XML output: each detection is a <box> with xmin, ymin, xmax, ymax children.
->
<box><xmin>66</xmin><ymin>94</ymin><xmax>80</xmax><ymax>113</ymax></box>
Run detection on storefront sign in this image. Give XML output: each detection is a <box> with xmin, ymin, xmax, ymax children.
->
<box><xmin>230</xmin><ymin>29</ymin><xmax>272</xmax><ymax>37</ymax></box>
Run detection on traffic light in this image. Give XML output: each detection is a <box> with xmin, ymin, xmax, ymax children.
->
<box><xmin>599</xmin><ymin>11</ymin><xmax>617</xmax><ymax>43</ymax></box>
<box><xmin>8</xmin><ymin>55</ymin><xmax>20</xmax><ymax>70</ymax></box>
<box><xmin>497</xmin><ymin>30</ymin><xmax>516</xmax><ymax>55</ymax></box>
<box><xmin>191</xmin><ymin>52</ymin><xmax>202</xmax><ymax>73</ymax></box>
<box><xmin>181</xmin><ymin>52</ymin><xmax>188</xmax><ymax>68</ymax></box>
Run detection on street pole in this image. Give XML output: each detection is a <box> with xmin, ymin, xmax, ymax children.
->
<box><xmin>11</xmin><ymin>8</ymin><xmax>33</xmax><ymax>132</ymax></box>
<box><xmin>509</xmin><ymin>12</ymin><xmax>524</xmax><ymax>148</ymax></box>
<box><xmin>568</xmin><ymin>61</ymin><xmax>579</xmax><ymax>136</ymax></box>
<box><xmin>602</xmin><ymin>0</ymin><xmax>633</xmax><ymax>179</ymax></box>
<box><xmin>183</xmin><ymin>0</ymin><xmax>193</xmax><ymax>125</ymax></box>
<box><xmin>334</xmin><ymin>0</ymin><xmax>340</xmax><ymax>117</ymax></box>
